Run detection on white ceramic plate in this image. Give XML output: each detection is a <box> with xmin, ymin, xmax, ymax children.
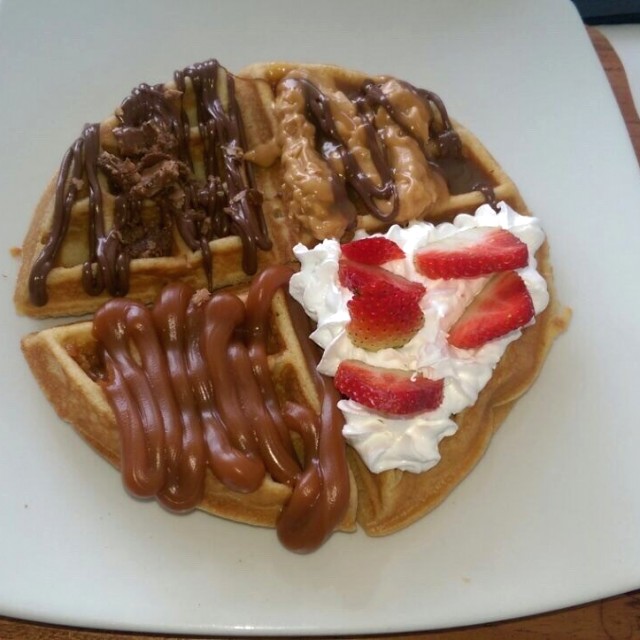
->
<box><xmin>2</xmin><ymin>0</ymin><xmax>640</xmax><ymax>635</ymax></box>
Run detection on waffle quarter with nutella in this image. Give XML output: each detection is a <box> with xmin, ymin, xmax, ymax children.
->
<box><xmin>17</xmin><ymin>58</ymin><xmax>569</xmax><ymax>551</ymax></box>
<box><xmin>22</xmin><ymin>266</ymin><xmax>358</xmax><ymax>553</ymax></box>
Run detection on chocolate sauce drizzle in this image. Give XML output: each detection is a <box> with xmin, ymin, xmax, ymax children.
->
<box><xmin>173</xmin><ymin>60</ymin><xmax>271</xmax><ymax>276</ymax></box>
<box><xmin>28</xmin><ymin>59</ymin><xmax>271</xmax><ymax>307</ymax></box>
<box><xmin>92</xmin><ymin>265</ymin><xmax>350</xmax><ymax>553</ymax></box>
<box><xmin>28</xmin><ymin>123</ymin><xmax>122</xmax><ymax>306</ymax></box>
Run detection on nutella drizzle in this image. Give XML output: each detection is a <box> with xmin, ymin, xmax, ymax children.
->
<box><xmin>93</xmin><ymin>265</ymin><xmax>350</xmax><ymax>552</ymax></box>
<box><xmin>29</xmin><ymin>60</ymin><xmax>271</xmax><ymax>307</ymax></box>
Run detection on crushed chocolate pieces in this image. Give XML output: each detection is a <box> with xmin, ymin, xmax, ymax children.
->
<box><xmin>112</xmin><ymin>126</ymin><xmax>150</xmax><ymax>157</ymax></box>
<box><xmin>130</xmin><ymin>159</ymin><xmax>181</xmax><ymax>200</ymax></box>
<box><xmin>127</xmin><ymin>227</ymin><xmax>173</xmax><ymax>259</ymax></box>
<box><xmin>98</xmin><ymin>152</ymin><xmax>140</xmax><ymax>193</ymax></box>
<box><xmin>113</xmin><ymin>120</ymin><xmax>179</xmax><ymax>158</ymax></box>
<box><xmin>144</xmin><ymin>121</ymin><xmax>179</xmax><ymax>156</ymax></box>
<box><xmin>137</xmin><ymin>150</ymin><xmax>174</xmax><ymax>170</ymax></box>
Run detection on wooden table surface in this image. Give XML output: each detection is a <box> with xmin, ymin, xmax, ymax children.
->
<box><xmin>3</xmin><ymin>27</ymin><xmax>639</xmax><ymax>640</ymax></box>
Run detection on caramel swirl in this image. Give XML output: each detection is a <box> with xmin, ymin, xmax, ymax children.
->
<box><xmin>29</xmin><ymin>59</ymin><xmax>271</xmax><ymax>307</ymax></box>
<box><xmin>93</xmin><ymin>265</ymin><xmax>350</xmax><ymax>552</ymax></box>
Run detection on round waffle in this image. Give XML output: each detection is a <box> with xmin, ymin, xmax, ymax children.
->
<box><xmin>16</xmin><ymin>58</ymin><xmax>569</xmax><ymax>551</ymax></box>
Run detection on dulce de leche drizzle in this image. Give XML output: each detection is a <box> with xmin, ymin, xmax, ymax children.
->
<box><xmin>28</xmin><ymin>59</ymin><xmax>271</xmax><ymax>307</ymax></box>
<box><xmin>92</xmin><ymin>265</ymin><xmax>350</xmax><ymax>553</ymax></box>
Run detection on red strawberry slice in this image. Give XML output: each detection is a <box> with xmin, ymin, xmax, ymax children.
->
<box><xmin>338</xmin><ymin>259</ymin><xmax>426</xmax><ymax>302</ymax></box>
<box><xmin>347</xmin><ymin>289</ymin><xmax>424</xmax><ymax>350</ymax></box>
<box><xmin>414</xmin><ymin>227</ymin><xmax>529</xmax><ymax>280</ymax></box>
<box><xmin>334</xmin><ymin>360</ymin><xmax>444</xmax><ymax>416</ymax></box>
<box><xmin>448</xmin><ymin>271</ymin><xmax>535</xmax><ymax>349</ymax></box>
<box><xmin>341</xmin><ymin>236</ymin><xmax>405</xmax><ymax>265</ymax></box>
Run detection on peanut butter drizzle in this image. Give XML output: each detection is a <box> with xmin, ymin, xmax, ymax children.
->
<box><xmin>29</xmin><ymin>59</ymin><xmax>271</xmax><ymax>307</ymax></box>
<box><xmin>276</xmin><ymin>73</ymin><xmax>496</xmax><ymax>240</ymax></box>
<box><xmin>93</xmin><ymin>265</ymin><xmax>350</xmax><ymax>553</ymax></box>
<box><xmin>292</xmin><ymin>77</ymin><xmax>397</xmax><ymax>222</ymax></box>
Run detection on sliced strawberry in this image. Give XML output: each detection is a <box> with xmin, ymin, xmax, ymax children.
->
<box><xmin>341</xmin><ymin>236</ymin><xmax>405</xmax><ymax>265</ymax></box>
<box><xmin>448</xmin><ymin>271</ymin><xmax>534</xmax><ymax>349</ymax></box>
<box><xmin>335</xmin><ymin>360</ymin><xmax>444</xmax><ymax>416</ymax></box>
<box><xmin>347</xmin><ymin>290</ymin><xmax>424</xmax><ymax>350</ymax></box>
<box><xmin>414</xmin><ymin>227</ymin><xmax>529</xmax><ymax>280</ymax></box>
<box><xmin>338</xmin><ymin>259</ymin><xmax>425</xmax><ymax>302</ymax></box>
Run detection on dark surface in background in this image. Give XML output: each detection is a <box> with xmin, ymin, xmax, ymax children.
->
<box><xmin>572</xmin><ymin>0</ymin><xmax>640</xmax><ymax>23</ymax></box>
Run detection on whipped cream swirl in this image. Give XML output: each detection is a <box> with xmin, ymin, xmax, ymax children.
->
<box><xmin>289</xmin><ymin>203</ymin><xmax>549</xmax><ymax>473</ymax></box>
